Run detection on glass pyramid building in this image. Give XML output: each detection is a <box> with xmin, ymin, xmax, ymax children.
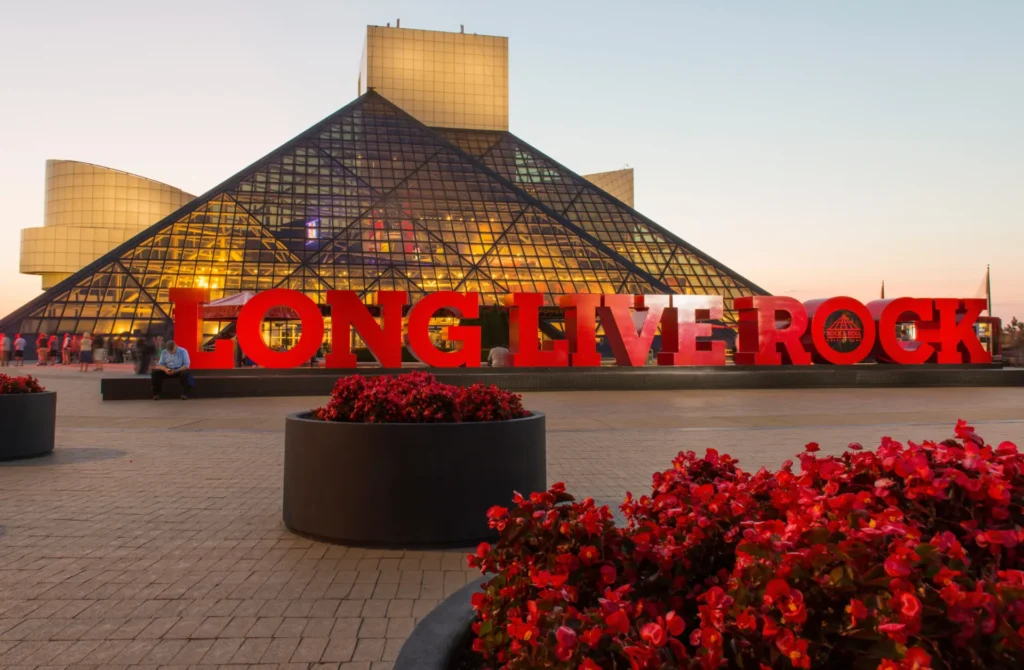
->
<box><xmin>0</xmin><ymin>91</ymin><xmax>766</xmax><ymax>341</ymax></box>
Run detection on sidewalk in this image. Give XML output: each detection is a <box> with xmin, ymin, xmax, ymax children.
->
<box><xmin>1</xmin><ymin>368</ymin><xmax>1023</xmax><ymax>668</ymax></box>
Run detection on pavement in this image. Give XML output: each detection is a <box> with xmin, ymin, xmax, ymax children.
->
<box><xmin>1</xmin><ymin>362</ymin><xmax>1023</xmax><ymax>669</ymax></box>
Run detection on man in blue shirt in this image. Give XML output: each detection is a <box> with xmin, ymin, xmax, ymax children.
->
<box><xmin>151</xmin><ymin>340</ymin><xmax>194</xmax><ymax>400</ymax></box>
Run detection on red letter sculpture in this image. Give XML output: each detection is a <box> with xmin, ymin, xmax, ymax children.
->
<box><xmin>658</xmin><ymin>295</ymin><xmax>725</xmax><ymax>366</ymax></box>
<box><xmin>236</xmin><ymin>289</ymin><xmax>324</xmax><ymax>369</ymax></box>
<box><xmin>506</xmin><ymin>293</ymin><xmax>568</xmax><ymax>367</ymax></box>
<box><xmin>869</xmin><ymin>298</ymin><xmax>935</xmax><ymax>365</ymax></box>
<box><xmin>326</xmin><ymin>290</ymin><xmax>406</xmax><ymax>368</ymax></box>
<box><xmin>597</xmin><ymin>295</ymin><xmax>668</xmax><ymax>367</ymax></box>
<box><xmin>734</xmin><ymin>296</ymin><xmax>811</xmax><ymax>365</ymax></box>
<box><xmin>169</xmin><ymin>288</ymin><xmax>233</xmax><ymax>369</ymax></box>
<box><xmin>559</xmin><ymin>294</ymin><xmax>602</xmax><ymax>367</ymax></box>
<box><xmin>805</xmin><ymin>297</ymin><xmax>876</xmax><ymax>365</ymax></box>
<box><xmin>931</xmin><ymin>298</ymin><xmax>991</xmax><ymax>364</ymax></box>
<box><xmin>407</xmin><ymin>292</ymin><xmax>481</xmax><ymax>368</ymax></box>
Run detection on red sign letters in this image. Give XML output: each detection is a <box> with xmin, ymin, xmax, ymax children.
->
<box><xmin>169</xmin><ymin>289</ymin><xmax>992</xmax><ymax>370</ymax></box>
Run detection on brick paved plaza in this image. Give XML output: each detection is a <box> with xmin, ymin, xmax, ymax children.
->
<box><xmin>1</xmin><ymin>365</ymin><xmax>1023</xmax><ymax>669</ymax></box>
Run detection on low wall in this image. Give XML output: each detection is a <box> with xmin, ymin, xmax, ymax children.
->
<box><xmin>100</xmin><ymin>364</ymin><xmax>1024</xmax><ymax>400</ymax></box>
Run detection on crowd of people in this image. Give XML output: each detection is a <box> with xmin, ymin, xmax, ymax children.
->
<box><xmin>0</xmin><ymin>330</ymin><xmax>192</xmax><ymax>399</ymax></box>
<box><xmin>0</xmin><ymin>331</ymin><xmax>164</xmax><ymax>373</ymax></box>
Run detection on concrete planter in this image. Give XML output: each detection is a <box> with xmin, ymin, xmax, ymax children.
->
<box><xmin>394</xmin><ymin>576</ymin><xmax>484</xmax><ymax>670</ymax></box>
<box><xmin>283</xmin><ymin>411</ymin><xmax>546</xmax><ymax>547</ymax></box>
<box><xmin>0</xmin><ymin>391</ymin><xmax>56</xmax><ymax>460</ymax></box>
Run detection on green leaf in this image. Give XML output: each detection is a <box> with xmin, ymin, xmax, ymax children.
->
<box><xmin>830</xmin><ymin>566</ymin><xmax>847</xmax><ymax>586</ymax></box>
<box><xmin>914</xmin><ymin>544</ymin><xmax>937</xmax><ymax>559</ymax></box>
<box><xmin>805</xmin><ymin>527</ymin><xmax>831</xmax><ymax>544</ymax></box>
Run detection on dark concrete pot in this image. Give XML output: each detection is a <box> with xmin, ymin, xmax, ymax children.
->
<box><xmin>283</xmin><ymin>412</ymin><xmax>546</xmax><ymax>547</ymax></box>
<box><xmin>394</xmin><ymin>576</ymin><xmax>484</xmax><ymax>670</ymax></box>
<box><xmin>0</xmin><ymin>391</ymin><xmax>56</xmax><ymax>461</ymax></box>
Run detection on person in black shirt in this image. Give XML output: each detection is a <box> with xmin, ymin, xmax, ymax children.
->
<box><xmin>36</xmin><ymin>334</ymin><xmax>48</xmax><ymax>366</ymax></box>
<box><xmin>135</xmin><ymin>336</ymin><xmax>155</xmax><ymax>374</ymax></box>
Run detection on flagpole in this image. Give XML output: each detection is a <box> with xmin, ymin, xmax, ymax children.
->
<box><xmin>986</xmin><ymin>264</ymin><xmax>992</xmax><ymax>316</ymax></box>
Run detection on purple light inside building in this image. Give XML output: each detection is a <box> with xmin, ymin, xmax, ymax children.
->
<box><xmin>305</xmin><ymin>218</ymin><xmax>320</xmax><ymax>243</ymax></box>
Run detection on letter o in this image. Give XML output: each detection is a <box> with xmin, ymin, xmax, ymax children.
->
<box><xmin>237</xmin><ymin>289</ymin><xmax>324</xmax><ymax>369</ymax></box>
<box><xmin>809</xmin><ymin>297</ymin><xmax>876</xmax><ymax>365</ymax></box>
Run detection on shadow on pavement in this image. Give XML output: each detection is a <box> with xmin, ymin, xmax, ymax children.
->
<box><xmin>0</xmin><ymin>447</ymin><xmax>126</xmax><ymax>466</ymax></box>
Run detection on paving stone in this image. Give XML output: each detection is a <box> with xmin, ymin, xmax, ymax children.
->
<box><xmin>321</xmin><ymin>636</ymin><xmax>357</xmax><ymax>663</ymax></box>
<box><xmin>77</xmin><ymin>638</ymin><xmax>131</xmax><ymax>663</ymax></box>
<box><xmin>201</xmin><ymin>636</ymin><xmax>244</xmax><ymax>663</ymax></box>
<box><xmin>229</xmin><ymin>637</ymin><xmax>272</xmax><ymax>663</ymax></box>
<box><xmin>273</xmin><ymin>617</ymin><xmax>309</xmax><ymax>638</ymax></box>
<box><xmin>167</xmin><ymin>638</ymin><xmax>214</xmax><ymax>664</ymax></box>
<box><xmin>2</xmin><ymin>367</ymin><xmax>1023</xmax><ymax>670</ymax></box>
<box><xmin>139</xmin><ymin>638</ymin><xmax>186</xmax><ymax>664</ymax></box>
<box><xmin>191</xmin><ymin>615</ymin><xmax>232</xmax><ymax>639</ymax></box>
<box><xmin>109</xmin><ymin>638</ymin><xmax>159</xmax><ymax>664</ymax></box>
<box><xmin>48</xmin><ymin>638</ymin><xmax>102</xmax><ymax>663</ymax></box>
<box><xmin>292</xmin><ymin>636</ymin><xmax>329</xmax><ymax>663</ymax></box>
<box><xmin>261</xmin><ymin>637</ymin><xmax>301</xmax><ymax>663</ymax></box>
<box><xmin>351</xmin><ymin>637</ymin><xmax>385</xmax><ymax>662</ymax></box>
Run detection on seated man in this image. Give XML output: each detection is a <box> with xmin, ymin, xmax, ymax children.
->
<box><xmin>151</xmin><ymin>340</ymin><xmax>194</xmax><ymax>400</ymax></box>
<box><xmin>487</xmin><ymin>345</ymin><xmax>510</xmax><ymax>367</ymax></box>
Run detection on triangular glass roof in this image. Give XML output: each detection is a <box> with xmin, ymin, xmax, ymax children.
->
<box><xmin>1</xmin><ymin>92</ymin><xmax>765</xmax><ymax>338</ymax></box>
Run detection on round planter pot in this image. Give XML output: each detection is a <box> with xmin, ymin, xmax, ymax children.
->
<box><xmin>0</xmin><ymin>391</ymin><xmax>56</xmax><ymax>461</ymax></box>
<box><xmin>283</xmin><ymin>412</ymin><xmax>546</xmax><ymax>547</ymax></box>
<box><xmin>394</xmin><ymin>576</ymin><xmax>484</xmax><ymax>670</ymax></box>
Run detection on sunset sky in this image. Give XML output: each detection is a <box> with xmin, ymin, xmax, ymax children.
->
<box><xmin>1</xmin><ymin>1</ymin><xmax>1021</xmax><ymax>321</ymax></box>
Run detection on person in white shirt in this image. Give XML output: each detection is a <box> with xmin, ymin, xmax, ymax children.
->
<box><xmin>487</xmin><ymin>345</ymin><xmax>510</xmax><ymax>367</ymax></box>
<box><xmin>12</xmin><ymin>334</ymin><xmax>26</xmax><ymax>367</ymax></box>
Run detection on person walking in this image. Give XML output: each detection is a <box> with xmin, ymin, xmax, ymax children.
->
<box><xmin>13</xmin><ymin>333</ymin><xmax>26</xmax><ymax>367</ymax></box>
<box><xmin>79</xmin><ymin>332</ymin><xmax>93</xmax><ymax>371</ymax></box>
<box><xmin>62</xmin><ymin>333</ymin><xmax>72</xmax><ymax>365</ymax></box>
<box><xmin>47</xmin><ymin>334</ymin><xmax>58</xmax><ymax>365</ymax></box>
<box><xmin>71</xmin><ymin>334</ymin><xmax>81</xmax><ymax>364</ymax></box>
<box><xmin>0</xmin><ymin>333</ymin><xmax>10</xmax><ymax>367</ymax></box>
<box><xmin>92</xmin><ymin>334</ymin><xmax>105</xmax><ymax>371</ymax></box>
<box><xmin>134</xmin><ymin>338</ymin><xmax>148</xmax><ymax>374</ymax></box>
<box><xmin>36</xmin><ymin>333</ymin><xmax>48</xmax><ymax>365</ymax></box>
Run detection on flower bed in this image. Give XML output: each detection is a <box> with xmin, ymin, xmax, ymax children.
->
<box><xmin>0</xmin><ymin>374</ymin><xmax>55</xmax><ymax>460</ymax></box>
<box><xmin>0</xmin><ymin>373</ymin><xmax>45</xmax><ymax>394</ymax></box>
<box><xmin>465</xmin><ymin>421</ymin><xmax>1023</xmax><ymax>669</ymax></box>
<box><xmin>311</xmin><ymin>371</ymin><xmax>528</xmax><ymax>423</ymax></box>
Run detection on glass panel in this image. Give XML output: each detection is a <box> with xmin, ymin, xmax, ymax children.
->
<box><xmin>3</xmin><ymin>92</ymin><xmax>762</xmax><ymax>339</ymax></box>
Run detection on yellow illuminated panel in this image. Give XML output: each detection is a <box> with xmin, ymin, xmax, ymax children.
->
<box><xmin>583</xmin><ymin>168</ymin><xmax>635</xmax><ymax>208</ymax></box>
<box><xmin>359</xmin><ymin>25</ymin><xmax>509</xmax><ymax>131</ymax></box>
<box><xmin>19</xmin><ymin>160</ymin><xmax>193</xmax><ymax>288</ymax></box>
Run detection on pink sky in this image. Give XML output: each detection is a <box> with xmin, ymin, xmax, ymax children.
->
<box><xmin>1</xmin><ymin>2</ymin><xmax>1021</xmax><ymax>324</ymax></box>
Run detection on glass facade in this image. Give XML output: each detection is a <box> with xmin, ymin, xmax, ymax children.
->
<box><xmin>0</xmin><ymin>91</ymin><xmax>765</xmax><ymax>340</ymax></box>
